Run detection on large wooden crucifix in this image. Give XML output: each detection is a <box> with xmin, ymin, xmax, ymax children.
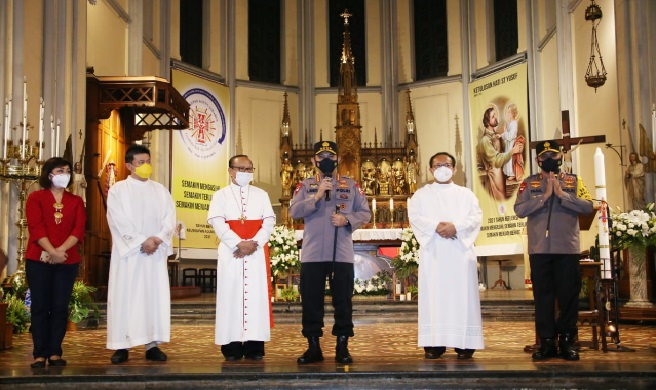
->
<box><xmin>530</xmin><ymin>110</ymin><xmax>606</xmax><ymax>155</ymax></box>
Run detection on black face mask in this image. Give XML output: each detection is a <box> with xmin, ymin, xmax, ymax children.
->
<box><xmin>540</xmin><ymin>157</ymin><xmax>561</xmax><ymax>173</ymax></box>
<box><xmin>316</xmin><ymin>158</ymin><xmax>337</xmax><ymax>176</ymax></box>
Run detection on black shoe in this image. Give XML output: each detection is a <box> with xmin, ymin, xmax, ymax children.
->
<box><xmin>424</xmin><ymin>347</ymin><xmax>446</xmax><ymax>359</ymax></box>
<box><xmin>30</xmin><ymin>359</ymin><xmax>46</xmax><ymax>369</ymax></box>
<box><xmin>48</xmin><ymin>357</ymin><xmax>67</xmax><ymax>366</ymax></box>
<box><xmin>532</xmin><ymin>338</ymin><xmax>558</xmax><ymax>360</ymax></box>
<box><xmin>110</xmin><ymin>349</ymin><xmax>129</xmax><ymax>364</ymax></box>
<box><xmin>335</xmin><ymin>335</ymin><xmax>353</xmax><ymax>364</ymax></box>
<box><xmin>145</xmin><ymin>347</ymin><xmax>168</xmax><ymax>361</ymax></box>
<box><xmin>224</xmin><ymin>355</ymin><xmax>243</xmax><ymax>362</ymax></box>
<box><xmin>297</xmin><ymin>336</ymin><xmax>324</xmax><ymax>364</ymax></box>
<box><xmin>559</xmin><ymin>331</ymin><xmax>580</xmax><ymax>361</ymax></box>
<box><xmin>455</xmin><ymin>348</ymin><xmax>475</xmax><ymax>360</ymax></box>
<box><xmin>245</xmin><ymin>354</ymin><xmax>263</xmax><ymax>361</ymax></box>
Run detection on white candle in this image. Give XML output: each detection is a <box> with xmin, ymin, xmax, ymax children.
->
<box><xmin>50</xmin><ymin>115</ymin><xmax>54</xmax><ymax>158</ymax></box>
<box><xmin>395</xmin><ymin>282</ymin><xmax>401</xmax><ymax>295</ymax></box>
<box><xmin>406</xmin><ymin>292</ymin><xmax>412</xmax><ymax>301</ymax></box>
<box><xmin>3</xmin><ymin>100</ymin><xmax>8</xmax><ymax>159</ymax></box>
<box><xmin>399</xmin><ymin>294</ymin><xmax>405</xmax><ymax>301</ymax></box>
<box><xmin>55</xmin><ymin>120</ymin><xmax>61</xmax><ymax>157</ymax></box>
<box><xmin>372</xmin><ymin>198</ymin><xmax>376</xmax><ymax>210</ymax></box>
<box><xmin>38</xmin><ymin>98</ymin><xmax>44</xmax><ymax>161</ymax></box>
<box><xmin>390</xmin><ymin>198</ymin><xmax>394</xmax><ymax>210</ymax></box>
<box><xmin>594</xmin><ymin>147</ymin><xmax>612</xmax><ymax>279</ymax></box>
<box><xmin>22</xmin><ymin>77</ymin><xmax>27</xmax><ymax>158</ymax></box>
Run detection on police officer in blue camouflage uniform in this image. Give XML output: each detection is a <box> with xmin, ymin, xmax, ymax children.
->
<box><xmin>290</xmin><ymin>141</ymin><xmax>371</xmax><ymax>364</ymax></box>
<box><xmin>514</xmin><ymin>140</ymin><xmax>593</xmax><ymax>361</ymax></box>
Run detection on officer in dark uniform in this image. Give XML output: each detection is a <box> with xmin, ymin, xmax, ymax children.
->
<box><xmin>289</xmin><ymin>141</ymin><xmax>371</xmax><ymax>364</ymax></box>
<box><xmin>514</xmin><ymin>140</ymin><xmax>593</xmax><ymax>361</ymax></box>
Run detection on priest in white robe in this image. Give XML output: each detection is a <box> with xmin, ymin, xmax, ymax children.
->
<box><xmin>106</xmin><ymin>145</ymin><xmax>176</xmax><ymax>364</ymax></box>
<box><xmin>208</xmin><ymin>155</ymin><xmax>275</xmax><ymax>361</ymax></box>
<box><xmin>408</xmin><ymin>152</ymin><xmax>484</xmax><ymax>360</ymax></box>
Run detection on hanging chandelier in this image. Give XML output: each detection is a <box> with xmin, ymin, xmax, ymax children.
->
<box><xmin>584</xmin><ymin>0</ymin><xmax>607</xmax><ymax>91</ymax></box>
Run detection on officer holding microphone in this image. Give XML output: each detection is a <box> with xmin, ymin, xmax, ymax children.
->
<box><xmin>289</xmin><ymin>141</ymin><xmax>371</xmax><ymax>365</ymax></box>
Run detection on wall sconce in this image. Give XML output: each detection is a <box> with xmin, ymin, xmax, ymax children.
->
<box><xmin>584</xmin><ymin>0</ymin><xmax>607</xmax><ymax>92</ymax></box>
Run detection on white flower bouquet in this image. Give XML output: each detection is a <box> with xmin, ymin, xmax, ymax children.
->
<box><xmin>392</xmin><ymin>227</ymin><xmax>419</xmax><ymax>279</ymax></box>
<box><xmin>268</xmin><ymin>225</ymin><xmax>300</xmax><ymax>277</ymax></box>
<box><xmin>611</xmin><ymin>204</ymin><xmax>656</xmax><ymax>250</ymax></box>
<box><xmin>353</xmin><ymin>271</ymin><xmax>392</xmax><ymax>296</ymax></box>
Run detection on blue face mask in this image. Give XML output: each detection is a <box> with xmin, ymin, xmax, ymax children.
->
<box><xmin>316</xmin><ymin>158</ymin><xmax>337</xmax><ymax>176</ymax></box>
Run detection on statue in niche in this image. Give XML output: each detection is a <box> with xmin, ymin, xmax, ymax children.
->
<box><xmin>378</xmin><ymin>206</ymin><xmax>391</xmax><ymax>224</ymax></box>
<box><xmin>394</xmin><ymin>204</ymin><xmax>407</xmax><ymax>225</ymax></box>
<box><xmin>625</xmin><ymin>152</ymin><xmax>646</xmax><ymax>210</ymax></box>
<box><xmin>293</xmin><ymin>162</ymin><xmax>306</xmax><ymax>186</ymax></box>
<box><xmin>281</xmin><ymin>158</ymin><xmax>294</xmax><ymax>198</ymax></box>
<box><xmin>406</xmin><ymin>155</ymin><xmax>419</xmax><ymax>194</ymax></box>
<box><xmin>360</xmin><ymin>160</ymin><xmax>378</xmax><ymax>195</ymax></box>
<box><xmin>72</xmin><ymin>162</ymin><xmax>87</xmax><ymax>205</ymax></box>
<box><xmin>377</xmin><ymin>159</ymin><xmax>391</xmax><ymax>196</ymax></box>
<box><xmin>390</xmin><ymin>159</ymin><xmax>407</xmax><ymax>195</ymax></box>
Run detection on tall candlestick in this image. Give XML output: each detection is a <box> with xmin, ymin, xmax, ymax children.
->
<box><xmin>55</xmin><ymin>120</ymin><xmax>61</xmax><ymax>157</ymax></box>
<box><xmin>22</xmin><ymin>77</ymin><xmax>27</xmax><ymax>159</ymax></box>
<box><xmin>38</xmin><ymin>98</ymin><xmax>44</xmax><ymax>161</ymax></box>
<box><xmin>50</xmin><ymin>115</ymin><xmax>54</xmax><ymax>158</ymax></box>
<box><xmin>372</xmin><ymin>198</ymin><xmax>376</xmax><ymax>210</ymax></box>
<box><xmin>594</xmin><ymin>147</ymin><xmax>611</xmax><ymax>279</ymax></box>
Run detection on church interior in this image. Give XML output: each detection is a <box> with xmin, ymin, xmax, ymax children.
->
<box><xmin>0</xmin><ymin>0</ymin><xmax>655</xmax><ymax>388</ymax></box>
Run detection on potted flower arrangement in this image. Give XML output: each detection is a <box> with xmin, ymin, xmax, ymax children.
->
<box><xmin>68</xmin><ymin>281</ymin><xmax>100</xmax><ymax>327</ymax></box>
<box><xmin>353</xmin><ymin>271</ymin><xmax>392</xmax><ymax>297</ymax></box>
<box><xmin>610</xmin><ymin>204</ymin><xmax>656</xmax><ymax>307</ymax></box>
<box><xmin>268</xmin><ymin>225</ymin><xmax>301</xmax><ymax>278</ymax></box>
<box><xmin>3</xmin><ymin>292</ymin><xmax>30</xmax><ymax>334</ymax></box>
<box><xmin>392</xmin><ymin>227</ymin><xmax>419</xmax><ymax>279</ymax></box>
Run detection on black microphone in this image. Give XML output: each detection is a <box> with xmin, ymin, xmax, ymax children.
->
<box><xmin>324</xmin><ymin>174</ymin><xmax>332</xmax><ymax>201</ymax></box>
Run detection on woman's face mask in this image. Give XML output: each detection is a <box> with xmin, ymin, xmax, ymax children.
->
<box><xmin>51</xmin><ymin>173</ymin><xmax>71</xmax><ymax>189</ymax></box>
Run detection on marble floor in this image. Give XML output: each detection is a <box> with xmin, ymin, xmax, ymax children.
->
<box><xmin>1</xmin><ymin>318</ymin><xmax>655</xmax><ymax>389</ymax></box>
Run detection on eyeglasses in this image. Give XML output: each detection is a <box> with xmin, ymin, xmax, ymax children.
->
<box><xmin>432</xmin><ymin>163</ymin><xmax>453</xmax><ymax>169</ymax></box>
<box><xmin>231</xmin><ymin>166</ymin><xmax>255</xmax><ymax>173</ymax></box>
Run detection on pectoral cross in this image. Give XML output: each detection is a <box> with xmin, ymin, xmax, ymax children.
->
<box><xmin>530</xmin><ymin>111</ymin><xmax>607</xmax><ymax>153</ymax></box>
<box><xmin>239</xmin><ymin>214</ymin><xmax>246</xmax><ymax>224</ymax></box>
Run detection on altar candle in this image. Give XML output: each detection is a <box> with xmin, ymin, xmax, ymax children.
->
<box><xmin>594</xmin><ymin>147</ymin><xmax>612</xmax><ymax>279</ymax></box>
<box><xmin>3</xmin><ymin>100</ymin><xmax>8</xmax><ymax>159</ymax></box>
<box><xmin>372</xmin><ymin>198</ymin><xmax>376</xmax><ymax>210</ymax></box>
<box><xmin>50</xmin><ymin>115</ymin><xmax>54</xmax><ymax>157</ymax></box>
<box><xmin>55</xmin><ymin>119</ymin><xmax>61</xmax><ymax>157</ymax></box>
<box><xmin>390</xmin><ymin>198</ymin><xmax>394</xmax><ymax>210</ymax></box>
<box><xmin>22</xmin><ymin>77</ymin><xmax>27</xmax><ymax>158</ymax></box>
<box><xmin>38</xmin><ymin>98</ymin><xmax>44</xmax><ymax>160</ymax></box>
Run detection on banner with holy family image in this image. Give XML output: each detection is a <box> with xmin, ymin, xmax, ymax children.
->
<box><xmin>469</xmin><ymin>62</ymin><xmax>528</xmax><ymax>254</ymax></box>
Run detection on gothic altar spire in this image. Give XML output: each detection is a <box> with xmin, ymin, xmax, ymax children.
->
<box><xmin>338</xmin><ymin>9</ymin><xmax>357</xmax><ymax>101</ymax></box>
<box><xmin>405</xmin><ymin>90</ymin><xmax>416</xmax><ymax>134</ymax></box>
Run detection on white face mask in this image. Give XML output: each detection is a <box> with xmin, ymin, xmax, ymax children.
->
<box><xmin>235</xmin><ymin>171</ymin><xmax>253</xmax><ymax>187</ymax></box>
<box><xmin>433</xmin><ymin>166</ymin><xmax>453</xmax><ymax>183</ymax></box>
<box><xmin>51</xmin><ymin>173</ymin><xmax>71</xmax><ymax>189</ymax></box>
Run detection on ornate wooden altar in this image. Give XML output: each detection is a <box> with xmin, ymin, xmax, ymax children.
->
<box><xmin>278</xmin><ymin>13</ymin><xmax>420</xmax><ymax>229</ymax></box>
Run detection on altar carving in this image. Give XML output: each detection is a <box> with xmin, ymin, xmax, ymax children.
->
<box><xmin>278</xmin><ymin>13</ymin><xmax>419</xmax><ymax>228</ymax></box>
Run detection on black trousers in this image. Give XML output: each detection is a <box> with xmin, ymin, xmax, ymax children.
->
<box><xmin>25</xmin><ymin>260</ymin><xmax>79</xmax><ymax>359</ymax></box>
<box><xmin>300</xmin><ymin>262</ymin><xmax>354</xmax><ymax>338</ymax></box>
<box><xmin>530</xmin><ymin>253</ymin><xmax>581</xmax><ymax>338</ymax></box>
<box><xmin>221</xmin><ymin>341</ymin><xmax>264</xmax><ymax>358</ymax></box>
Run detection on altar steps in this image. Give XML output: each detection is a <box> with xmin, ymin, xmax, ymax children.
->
<box><xmin>82</xmin><ymin>299</ymin><xmax>535</xmax><ymax>328</ymax></box>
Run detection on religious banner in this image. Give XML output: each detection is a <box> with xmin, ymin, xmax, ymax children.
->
<box><xmin>171</xmin><ymin>67</ymin><xmax>230</xmax><ymax>249</ymax></box>
<box><xmin>469</xmin><ymin>62</ymin><xmax>528</xmax><ymax>254</ymax></box>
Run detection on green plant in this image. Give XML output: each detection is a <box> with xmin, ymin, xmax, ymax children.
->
<box><xmin>407</xmin><ymin>284</ymin><xmax>418</xmax><ymax>299</ymax></box>
<box><xmin>392</xmin><ymin>228</ymin><xmax>419</xmax><ymax>279</ymax></box>
<box><xmin>279</xmin><ymin>286</ymin><xmax>300</xmax><ymax>302</ymax></box>
<box><xmin>3</xmin><ymin>293</ymin><xmax>31</xmax><ymax>333</ymax></box>
<box><xmin>68</xmin><ymin>281</ymin><xmax>100</xmax><ymax>323</ymax></box>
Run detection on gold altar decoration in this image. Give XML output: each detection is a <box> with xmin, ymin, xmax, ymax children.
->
<box><xmin>2</xmin><ymin>82</ymin><xmax>51</xmax><ymax>291</ymax></box>
<box><xmin>279</xmin><ymin>11</ymin><xmax>419</xmax><ymax>228</ymax></box>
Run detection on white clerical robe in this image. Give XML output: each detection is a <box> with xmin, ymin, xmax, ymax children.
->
<box><xmin>207</xmin><ymin>183</ymin><xmax>275</xmax><ymax>345</ymax></box>
<box><xmin>106</xmin><ymin>176</ymin><xmax>176</xmax><ymax>349</ymax></box>
<box><xmin>408</xmin><ymin>182</ymin><xmax>485</xmax><ymax>349</ymax></box>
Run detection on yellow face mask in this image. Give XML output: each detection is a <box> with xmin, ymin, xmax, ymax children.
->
<box><xmin>134</xmin><ymin>163</ymin><xmax>153</xmax><ymax>179</ymax></box>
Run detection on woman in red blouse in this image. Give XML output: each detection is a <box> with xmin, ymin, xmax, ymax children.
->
<box><xmin>25</xmin><ymin>157</ymin><xmax>86</xmax><ymax>368</ymax></box>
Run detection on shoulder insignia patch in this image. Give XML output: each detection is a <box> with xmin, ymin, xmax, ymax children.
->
<box><xmin>518</xmin><ymin>181</ymin><xmax>527</xmax><ymax>194</ymax></box>
<box><xmin>294</xmin><ymin>182</ymin><xmax>302</xmax><ymax>195</ymax></box>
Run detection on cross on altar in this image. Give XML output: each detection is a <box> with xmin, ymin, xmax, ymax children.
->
<box><xmin>530</xmin><ymin>110</ymin><xmax>606</xmax><ymax>152</ymax></box>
